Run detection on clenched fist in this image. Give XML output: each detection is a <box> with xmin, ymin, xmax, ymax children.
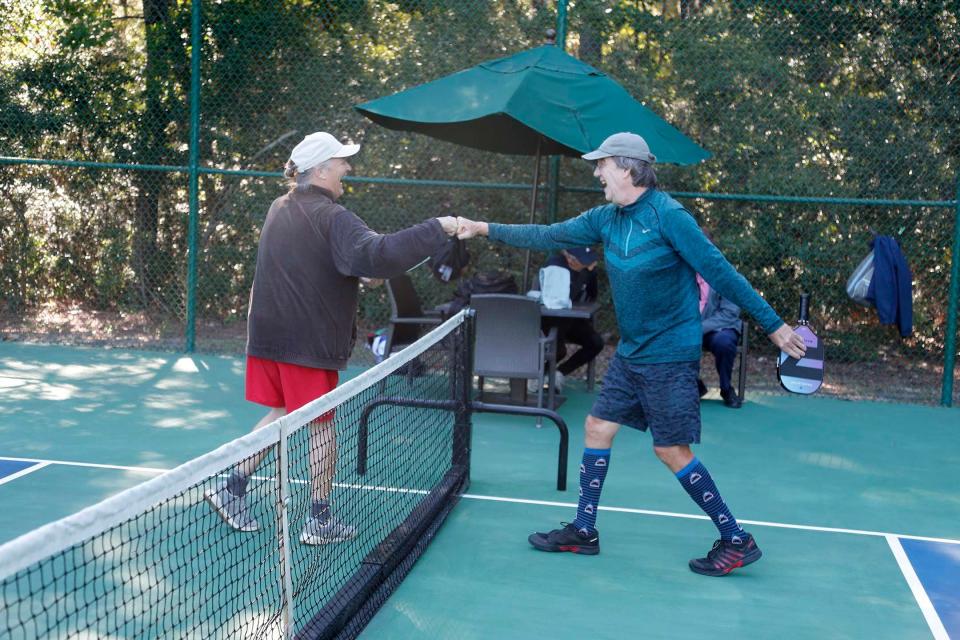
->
<box><xmin>456</xmin><ymin>217</ymin><xmax>488</xmax><ymax>239</ymax></box>
<box><xmin>436</xmin><ymin>216</ymin><xmax>459</xmax><ymax>236</ymax></box>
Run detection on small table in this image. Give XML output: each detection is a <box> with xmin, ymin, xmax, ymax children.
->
<box><xmin>439</xmin><ymin>299</ymin><xmax>602</xmax><ymax>394</ymax></box>
<box><xmin>539</xmin><ymin>301</ymin><xmax>601</xmax><ymax>392</ymax></box>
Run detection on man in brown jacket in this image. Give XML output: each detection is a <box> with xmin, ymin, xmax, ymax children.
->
<box><xmin>206</xmin><ymin>131</ymin><xmax>458</xmax><ymax>544</ymax></box>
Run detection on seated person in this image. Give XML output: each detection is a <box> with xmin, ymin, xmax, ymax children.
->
<box><xmin>535</xmin><ymin>247</ymin><xmax>605</xmax><ymax>392</ymax></box>
<box><xmin>697</xmin><ymin>273</ymin><xmax>743</xmax><ymax>408</ymax></box>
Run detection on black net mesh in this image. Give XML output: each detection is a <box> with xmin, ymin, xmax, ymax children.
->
<box><xmin>0</xmin><ymin>315</ymin><xmax>471</xmax><ymax>639</ymax></box>
<box><xmin>1</xmin><ymin>448</ymin><xmax>284</xmax><ymax>638</ymax></box>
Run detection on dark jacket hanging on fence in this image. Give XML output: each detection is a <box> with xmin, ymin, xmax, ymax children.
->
<box><xmin>865</xmin><ymin>235</ymin><xmax>913</xmax><ymax>338</ymax></box>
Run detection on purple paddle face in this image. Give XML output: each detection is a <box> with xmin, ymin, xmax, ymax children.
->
<box><xmin>796</xmin><ymin>326</ymin><xmax>820</xmax><ymax>351</ymax></box>
<box><xmin>778</xmin><ymin>325</ymin><xmax>824</xmax><ymax>394</ymax></box>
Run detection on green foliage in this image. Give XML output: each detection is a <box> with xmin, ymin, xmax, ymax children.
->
<box><xmin>0</xmin><ymin>0</ymin><xmax>956</xmax><ymax>378</ymax></box>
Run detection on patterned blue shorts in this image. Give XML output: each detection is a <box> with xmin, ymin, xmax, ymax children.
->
<box><xmin>590</xmin><ymin>355</ymin><xmax>701</xmax><ymax>446</ymax></box>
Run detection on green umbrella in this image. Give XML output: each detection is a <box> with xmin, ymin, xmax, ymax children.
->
<box><xmin>357</xmin><ymin>44</ymin><xmax>709</xmax><ymax>162</ymax></box>
<box><xmin>356</xmin><ymin>44</ymin><xmax>710</xmax><ymax>280</ymax></box>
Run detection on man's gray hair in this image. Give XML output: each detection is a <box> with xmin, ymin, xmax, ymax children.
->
<box><xmin>284</xmin><ymin>158</ymin><xmax>333</xmax><ymax>189</ymax></box>
<box><xmin>612</xmin><ymin>156</ymin><xmax>657</xmax><ymax>189</ymax></box>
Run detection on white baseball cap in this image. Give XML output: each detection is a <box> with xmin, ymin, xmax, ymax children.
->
<box><xmin>289</xmin><ymin>131</ymin><xmax>360</xmax><ymax>172</ymax></box>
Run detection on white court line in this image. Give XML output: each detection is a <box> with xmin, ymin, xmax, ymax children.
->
<box><xmin>461</xmin><ymin>493</ymin><xmax>960</xmax><ymax>546</ymax></box>
<box><xmin>1</xmin><ymin>456</ymin><xmax>168</xmax><ymax>475</ymax></box>
<box><xmin>0</xmin><ymin>456</ymin><xmax>433</xmax><ymax>495</ymax></box>
<box><xmin>0</xmin><ymin>462</ymin><xmax>51</xmax><ymax>486</ymax></box>
<box><xmin>886</xmin><ymin>535</ymin><xmax>950</xmax><ymax>640</ymax></box>
<box><xmin>5</xmin><ymin>456</ymin><xmax>956</xmax><ymax>637</ymax></box>
<box><xmin>5</xmin><ymin>456</ymin><xmax>960</xmax><ymax>546</ymax></box>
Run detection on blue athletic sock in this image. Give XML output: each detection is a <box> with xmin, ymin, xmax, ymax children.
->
<box><xmin>675</xmin><ymin>457</ymin><xmax>744</xmax><ymax>541</ymax></box>
<box><xmin>226</xmin><ymin>470</ymin><xmax>249</xmax><ymax>497</ymax></box>
<box><xmin>312</xmin><ymin>499</ymin><xmax>330</xmax><ymax>523</ymax></box>
<box><xmin>572</xmin><ymin>448</ymin><xmax>611</xmax><ymax>535</ymax></box>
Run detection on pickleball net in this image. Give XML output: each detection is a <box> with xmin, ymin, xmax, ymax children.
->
<box><xmin>0</xmin><ymin>310</ymin><xmax>473</xmax><ymax>640</ymax></box>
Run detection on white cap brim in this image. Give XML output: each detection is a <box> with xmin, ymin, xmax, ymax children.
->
<box><xmin>332</xmin><ymin>143</ymin><xmax>360</xmax><ymax>158</ymax></box>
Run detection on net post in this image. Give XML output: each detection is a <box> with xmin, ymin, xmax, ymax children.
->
<box><xmin>453</xmin><ymin>310</ymin><xmax>475</xmax><ymax>475</ymax></box>
<box><xmin>277</xmin><ymin>417</ymin><xmax>296</xmax><ymax>637</ymax></box>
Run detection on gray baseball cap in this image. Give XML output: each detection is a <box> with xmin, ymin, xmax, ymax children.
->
<box><xmin>582</xmin><ymin>132</ymin><xmax>656</xmax><ymax>164</ymax></box>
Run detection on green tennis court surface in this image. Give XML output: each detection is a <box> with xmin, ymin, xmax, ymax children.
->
<box><xmin>1</xmin><ymin>342</ymin><xmax>957</xmax><ymax>638</ymax></box>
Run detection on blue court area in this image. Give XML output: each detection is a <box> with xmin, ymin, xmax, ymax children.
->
<box><xmin>1</xmin><ymin>341</ymin><xmax>958</xmax><ymax>639</ymax></box>
<box><xmin>0</xmin><ymin>459</ymin><xmax>40</xmax><ymax>483</ymax></box>
<box><xmin>900</xmin><ymin>539</ymin><xmax>960</xmax><ymax>637</ymax></box>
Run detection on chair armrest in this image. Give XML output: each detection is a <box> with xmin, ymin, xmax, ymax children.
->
<box><xmin>539</xmin><ymin>326</ymin><xmax>559</xmax><ymax>357</ymax></box>
<box><xmin>539</xmin><ymin>326</ymin><xmax>558</xmax><ymax>343</ymax></box>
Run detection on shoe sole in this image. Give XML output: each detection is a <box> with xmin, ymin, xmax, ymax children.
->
<box><xmin>688</xmin><ymin>547</ymin><xmax>762</xmax><ymax>576</ymax></box>
<box><xmin>528</xmin><ymin>534</ymin><xmax>599</xmax><ymax>556</ymax></box>
<box><xmin>203</xmin><ymin>490</ymin><xmax>259</xmax><ymax>533</ymax></box>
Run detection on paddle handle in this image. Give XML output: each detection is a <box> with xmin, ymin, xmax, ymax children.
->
<box><xmin>798</xmin><ymin>292</ymin><xmax>810</xmax><ymax>325</ymax></box>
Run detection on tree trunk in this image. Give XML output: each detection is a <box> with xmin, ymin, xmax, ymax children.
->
<box><xmin>0</xmin><ymin>186</ymin><xmax>31</xmax><ymax>312</ymax></box>
<box><xmin>680</xmin><ymin>0</ymin><xmax>708</xmax><ymax>19</ymax></box>
<box><xmin>578</xmin><ymin>7</ymin><xmax>604</xmax><ymax>67</ymax></box>
<box><xmin>133</xmin><ymin>0</ymin><xmax>170</xmax><ymax>307</ymax></box>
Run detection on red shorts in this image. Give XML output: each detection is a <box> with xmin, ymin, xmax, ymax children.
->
<box><xmin>245</xmin><ymin>355</ymin><xmax>339</xmax><ymax>415</ymax></box>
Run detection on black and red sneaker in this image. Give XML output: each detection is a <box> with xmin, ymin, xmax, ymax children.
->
<box><xmin>528</xmin><ymin>522</ymin><xmax>599</xmax><ymax>555</ymax></box>
<box><xmin>689</xmin><ymin>533</ymin><xmax>762</xmax><ymax>576</ymax></box>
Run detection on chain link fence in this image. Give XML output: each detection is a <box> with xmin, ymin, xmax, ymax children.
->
<box><xmin>1</xmin><ymin>0</ymin><xmax>957</xmax><ymax>405</ymax></box>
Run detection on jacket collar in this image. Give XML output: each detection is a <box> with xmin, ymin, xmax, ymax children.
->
<box><xmin>618</xmin><ymin>188</ymin><xmax>656</xmax><ymax>215</ymax></box>
<box><xmin>292</xmin><ymin>184</ymin><xmax>337</xmax><ymax>202</ymax></box>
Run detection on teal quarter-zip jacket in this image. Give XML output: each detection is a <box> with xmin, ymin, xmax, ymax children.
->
<box><xmin>488</xmin><ymin>189</ymin><xmax>784</xmax><ymax>364</ymax></box>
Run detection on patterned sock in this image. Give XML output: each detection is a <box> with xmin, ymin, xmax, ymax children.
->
<box><xmin>312</xmin><ymin>499</ymin><xmax>330</xmax><ymax>523</ymax></box>
<box><xmin>572</xmin><ymin>448</ymin><xmax>611</xmax><ymax>535</ymax></box>
<box><xmin>226</xmin><ymin>470</ymin><xmax>249</xmax><ymax>497</ymax></box>
<box><xmin>676</xmin><ymin>457</ymin><xmax>744</xmax><ymax>542</ymax></box>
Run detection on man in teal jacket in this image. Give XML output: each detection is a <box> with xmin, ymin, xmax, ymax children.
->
<box><xmin>457</xmin><ymin>132</ymin><xmax>806</xmax><ymax>576</ymax></box>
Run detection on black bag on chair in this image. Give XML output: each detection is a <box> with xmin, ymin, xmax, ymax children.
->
<box><xmin>447</xmin><ymin>270</ymin><xmax>518</xmax><ymax>315</ymax></box>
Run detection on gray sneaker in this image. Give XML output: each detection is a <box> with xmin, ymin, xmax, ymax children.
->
<box><xmin>204</xmin><ymin>483</ymin><xmax>259</xmax><ymax>532</ymax></box>
<box><xmin>299</xmin><ymin>516</ymin><xmax>357</xmax><ymax>545</ymax></box>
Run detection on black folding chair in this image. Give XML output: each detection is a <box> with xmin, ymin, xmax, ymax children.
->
<box><xmin>470</xmin><ymin>294</ymin><xmax>560</xmax><ymax>422</ymax></box>
<box><xmin>384</xmin><ymin>274</ymin><xmax>443</xmax><ymax>356</ymax></box>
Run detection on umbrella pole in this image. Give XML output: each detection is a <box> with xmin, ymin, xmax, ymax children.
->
<box><xmin>522</xmin><ymin>139</ymin><xmax>543</xmax><ymax>291</ymax></box>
